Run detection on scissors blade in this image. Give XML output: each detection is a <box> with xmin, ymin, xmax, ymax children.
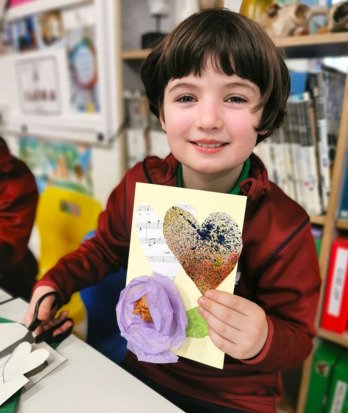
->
<box><xmin>0</xmin><ymin>330</ymin><xmax>34</xmax><ymax>359</ymax></box>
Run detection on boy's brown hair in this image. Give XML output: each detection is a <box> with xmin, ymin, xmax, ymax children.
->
<box><xmin>141</xmin><ymin>8</ymin><xmax>290</xmax><ymax>143</ymax></box>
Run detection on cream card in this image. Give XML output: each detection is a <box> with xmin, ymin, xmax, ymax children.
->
<box><xmin>127</xmin><ymin>183</ymin><xmax>246</xmax><ymax>369</ymax></box>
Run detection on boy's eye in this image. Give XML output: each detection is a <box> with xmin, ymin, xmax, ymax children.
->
<box><xmin>226</xmin><ymin>96</ymin><xmax>247</xmax><ymax>104</ymax></box>
<box><xmin>176</xmin><ymin>95</ymin><xmax>195</xmax><ymax>103</ymax></box>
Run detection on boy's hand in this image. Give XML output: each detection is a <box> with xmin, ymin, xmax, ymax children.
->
<box><xmin>24</xmin><ymin>286</ymin><xmax>72</xmax><ymax>338</ymax></box>
<box><xmin>198</xmin><ymin>290</ymin><xmax>268</xmax><ymax>360</ymax></box>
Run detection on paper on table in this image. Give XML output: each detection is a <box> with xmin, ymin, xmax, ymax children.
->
<box><xmin>0</xmin><ymin>323</ymin><xmax>67</xmax><ymax>390</ymax></box>
<box><xmin>0</xmin><ymin>341</ymin><xmax>50</xmax><ymax>406</ymax></box>
<box><xmin>0</xmin><ymin>321</ymin><xmax>67</xmax><ymax>408</ymax></box>
<box><xmin>0</xmin><ymin>290</ymin><xmax>12</xmax><ymax>304</ymax></box>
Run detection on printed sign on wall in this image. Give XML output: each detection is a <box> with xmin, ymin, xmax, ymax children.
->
<box><xmin>16</xmin><ymin>55</ymin><xmax>61</xmax><ymax>114</ymax></box>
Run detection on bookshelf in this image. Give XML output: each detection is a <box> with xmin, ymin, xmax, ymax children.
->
<box><xmin>121</xmin><ymin>32</ymin><xmax>348</xmax><ymax>413</ymax></box>
<box><xmin>277</xmin><ymin>36</ymin><xmax>348</xmax><ymax>413</ymax></box>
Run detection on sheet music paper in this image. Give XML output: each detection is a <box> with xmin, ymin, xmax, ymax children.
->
<box><xmin>135</xmin><ymin>204</ymin><xmax>195</xmax><ymax>279</ymax></box>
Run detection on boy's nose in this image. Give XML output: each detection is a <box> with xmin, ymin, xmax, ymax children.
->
<box><xmin>195</xmin><ymin>103</ymin><xmax>223</xmax><ymax>130</ymax></box>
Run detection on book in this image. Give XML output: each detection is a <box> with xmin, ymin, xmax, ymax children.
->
<box><xmin>307</xmin><ymin>71</ymin><xmax>330</xmax><ymax>212</ymax></box>
<box><xmin>325</xmin><ymin>352</ymin><xmax>348</xmax><ymax>413</ymax></box>
<box><xmin>321</xmin><ymin>237</ymin><xmax>348</xmax><ymax>334</ymax></box>
<box><xmin>301</xmin><ymin>92</ymin><xmax>322</xmax><ymax>215</ymax></box>
<box><xmin>321</xmin><ymin>65</ymin><xmax>346</xmax><ymax>180</ymax></box>
<box><xmin>311</xmin><ymin>225</ymin><xmax>323</xmax><ymax>256</ymax></box>
<box><xmin>338</xmin><ymin>156</ymin><xmax>348</xmax><ymax>220</ymax></box>
<box><xmin>304</xmin><ymin>340</ymin><xmax>344</xmax><ymax>413</ymax></box>
<box><xmin>286</xmin><ymin>92</ymin><xmax>322</xmax><ymax>214</ymax></box>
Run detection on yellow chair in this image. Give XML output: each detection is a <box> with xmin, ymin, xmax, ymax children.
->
<box><xmin>36</xmin><ymin>186</ymin><xmax>102</xmax><ymax>339</ymax></box>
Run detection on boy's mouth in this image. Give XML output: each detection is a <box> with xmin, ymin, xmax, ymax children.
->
<box><xmin>191</xmin><ymin>140</ymin><xmax>228</xmax><ymax>149</ymax></box>
<box><xmin>190</xmin><ymin>140</ymin><xmax>228</xmax><ymax>153</ymax></box>
<box><xmin>195</xmin><ymin>142</ymin><xmax>225</xmax><ymax>148</ymax></box>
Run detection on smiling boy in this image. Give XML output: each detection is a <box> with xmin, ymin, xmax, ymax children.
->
<box><xmin>25</xmin><ymin>8</ymin><xmax>321</xmax><ymax>413</ymax></box>
<box><xmin>161</xmin><ymin>64</ymin><xmax>264</xmax><ymax>193</ymax></box>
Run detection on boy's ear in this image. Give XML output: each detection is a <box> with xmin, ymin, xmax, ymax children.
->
<box><xmin>257</xmin><ymin>127</ymin><xmax>269</xmax><ymax>137</ymax></box>
<box><xmin>159</xmin><ymin>112</ymin><xmax>166</xmax><ymax>132</ymax></box>
<box><xmin>258</xmin><ymin>130</ymin><xmax>268</xmax><ymax>136</ymax></box>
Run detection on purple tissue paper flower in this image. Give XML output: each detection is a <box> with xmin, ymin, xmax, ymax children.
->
<box><xmin>116</xmin><ymin>273</ymin><xmax>188</xmax><ymax>363</ymax></box>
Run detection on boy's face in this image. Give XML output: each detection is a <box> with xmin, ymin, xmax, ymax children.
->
<box><xmin>160</xmin><ymin>60</ymin><xmax>265</xmax><ymax>189</ymax></box>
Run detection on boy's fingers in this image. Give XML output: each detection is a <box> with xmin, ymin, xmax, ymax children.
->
<box><xmin>35</xmin><ymin>313</ymin><xmax>73</xmax><ymax>342</ymax></box>
<box><xmin>23</xmin><ymin>286</ymin><xmax>58</xmax><ymax>327</ymax></box>
<box><xmin>202</xmin><ymin>290</ymin><xmax>253</xmax><ymax>316</ymax></box>
<box><xmin>52</xmin><ymin>318</ymin><xmax>74</xmax><ymax>337</ymax></box>
<box><xmin>36</xmin><ymin>295</ymin><xmax>57</xmax><ymax>321</ymax></box>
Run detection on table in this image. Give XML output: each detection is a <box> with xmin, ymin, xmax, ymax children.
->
<box><xmin>0</xmin><ymin>295</ymin><xmax>184</xmax><ymax>413</ymax></box>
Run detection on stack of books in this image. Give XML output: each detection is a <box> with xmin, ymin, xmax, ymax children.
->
<box><xmin>124</xmin><ymin>90</ymin><xmax>171</xmax><ymax>169</ymax></box>
<box><xmin>254</xmin><ymin>65</ymin><xmax>346</xmax><ymax>216</ymax></box>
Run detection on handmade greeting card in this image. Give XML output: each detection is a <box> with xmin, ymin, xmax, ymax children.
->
<box><xmin>119</xmin><ymin>183</ymin><xmax>246</xmax><ymax>369</ymax></box>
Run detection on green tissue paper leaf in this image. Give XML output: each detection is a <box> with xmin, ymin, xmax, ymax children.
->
<box><xmin>186</xmin><ymin>307</ymin><xmax>208</xmax><ymax>338</ymax></box>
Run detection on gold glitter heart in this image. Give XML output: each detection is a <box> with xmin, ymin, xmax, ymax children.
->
<box><xmin>163</xmin><ymin>206</ymin><xmax>242</xmax><ymax>294</ymax></box>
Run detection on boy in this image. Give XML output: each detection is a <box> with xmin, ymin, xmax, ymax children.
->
<box><xmin>24</xmin><ymin>8</ymin><xmax>321</xmax><ymax>413</ymax></box>
<box><xmin>0</xmin><ymin>136</ymin><xmax>38</xmax><ymax>301</ymax></box>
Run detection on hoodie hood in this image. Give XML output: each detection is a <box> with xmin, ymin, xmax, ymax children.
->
<box><xmin>143</xmin><ymin>152</ymin><xmax>271</xmax><ymax>202</ymax></box>
<box><xmin>0</xmin><ymin>137</ymin><xmax>14</xmax><ymax>173</ymax></box>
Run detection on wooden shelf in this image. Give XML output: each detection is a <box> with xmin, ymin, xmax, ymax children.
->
<box><xmin>337</xmin><ymin>218</ymin><xmax>348</xmax><ymax>230</ymax></box>
<box><xmin>318</xmin><ymin>328</ymin><xmax>348</xmax><ymax>348</ymax></box>
<box><xmin>310</xmin><ymin>216</ymin><xmax>348</xmax><ymax>229</ymax></box>
<box><xmin>122</xmin><ymin>33</ymin><xmax>348</xmax><ymax>61</ymax></box>
<box><xmin>122</xmin><ymin>49</ymin><xmax>152</xmax><ymax>60</ymax></box>
<box><xmin>274</xmin><ymin>32</ymin><xmax>348</xmax><ymax>58</ymax></box>
<box><xmin>310</xmin><ymin>215</ymin><xmax>326</xmax><ymax>226</ymax></box>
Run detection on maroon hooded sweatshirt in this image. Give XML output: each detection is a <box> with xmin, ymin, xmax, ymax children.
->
<box><xmin>0</xmin><ymin>137</ymin><xmax>38</xmax><ymax>300</ymax></box>
<box><xmin>36</xmin><ymin>153</ymin><xmax>321</xmax><ymax>413</ymax></box>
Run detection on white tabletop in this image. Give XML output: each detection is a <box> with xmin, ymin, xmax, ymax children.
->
<box><xmin>0</xmin><ymin>296</ymin><xmax>183</xmax><ymax>413</ymax></box>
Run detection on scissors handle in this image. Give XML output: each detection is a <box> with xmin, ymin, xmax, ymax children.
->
<box><xmin>28</xmin><ymin>291</ymin><xmax>62</xmax><ymax>331</ymax></box>
<box><xmin>35</xmin><ymin>317</ymin><xmax>74</xmax><ymax>344</ymax></box>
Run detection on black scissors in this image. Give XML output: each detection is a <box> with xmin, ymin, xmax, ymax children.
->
<box><xmin>27</xmin><ymin>291</ymin><xmax>73</xmax><ymax>343</ymax></box>
<box><xmin>0</xmin><ymin>292</ymin><xmax>73</xmax><ymax>359</ymax></box>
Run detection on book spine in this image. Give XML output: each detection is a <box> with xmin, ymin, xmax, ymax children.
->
<box><xmin>321</xmin><ymin>238</ymin><xmax>348</xmax><ymax>334</ymax></box>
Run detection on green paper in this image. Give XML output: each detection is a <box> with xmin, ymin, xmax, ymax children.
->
<box><xmin>0</xmin><ymin>318</ymin><xmax>12</xmax><ymax>324</ymax></box>
<box><xmin>0</xmin><ymin>393</ymin><xmax>20</xmax><ymax>413</ymax></box>
<box><xmin>186</xmin><ymin>307</ymin><xmax>208</xmax><ymax>338</ymax></box>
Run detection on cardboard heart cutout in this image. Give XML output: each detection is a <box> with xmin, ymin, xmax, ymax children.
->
<box><xmin>163</xmin><ymin>207</ymin><xmax>243</xmax><ymax>294</ymax></box>
<box><xmin>3</xmin><ymin>342</ymin><xmax>49</xmax><ymax>382</ymax></box>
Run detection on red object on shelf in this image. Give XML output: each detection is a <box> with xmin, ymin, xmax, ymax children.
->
<box><xmin>8</xmin><ymin>0</ymin><xmax>33</xmax><ymax>8</ymax></box>
<box><xmin>321</xmin><ymin>237</ymin><xmax>348</xmax><ymax>334</ymax></box>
